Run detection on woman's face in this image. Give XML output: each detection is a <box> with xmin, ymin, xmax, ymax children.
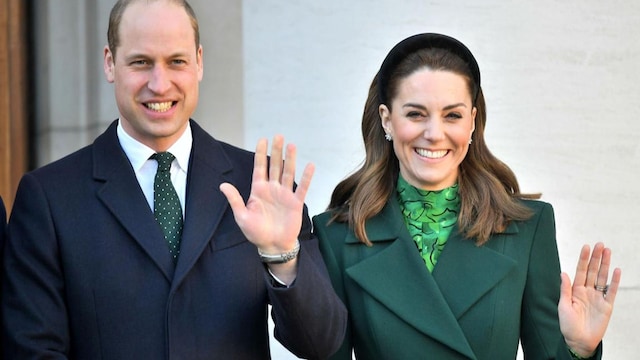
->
<box><xmin>380</xmin><ymin>69</ymin><xmax>476</xmax><ymax>190</ymax></box>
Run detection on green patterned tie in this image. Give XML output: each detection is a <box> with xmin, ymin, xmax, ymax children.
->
<box><xmin>151</xmin><ymin>152</ymin><xmax>183</xmax><ymax>261</ymax></box>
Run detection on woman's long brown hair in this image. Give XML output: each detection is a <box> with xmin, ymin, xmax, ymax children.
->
<box><xmin>329</xmin><ymin>48</ymin><xmax>539</xmax><ymax>245</ymax></box>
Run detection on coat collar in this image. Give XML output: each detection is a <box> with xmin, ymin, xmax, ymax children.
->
<box><xmin>171</xmin><ymin>120</ymin><xmax>236</xmax><ymax>290</ymax></box>
<box><xmin>344</xmin><ymin>197</ymin><xmax>517</xmax><ymax>358</ymax></box>
<box><xmin>93</xmin><ymin>121</ymin><xmax>176</xmax><ymax>281</ymax></box>
<box><xmin>92</xmin><ymin>120</ymin><xmax>238</xmax><ymax>287</ymax></box>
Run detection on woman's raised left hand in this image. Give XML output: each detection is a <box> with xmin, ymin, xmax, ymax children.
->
<box><xmin>558</xmin><ymin>242</ymin><xmax>622</xmax><ymax>358</ymax></box>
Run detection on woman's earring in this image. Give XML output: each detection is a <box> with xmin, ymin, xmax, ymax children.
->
<box><xmin>468</xmin><ymin>138</ymin><xmax>473</xmax><ymax>145</ymax></box>
<box><xmin>385</xmin><ymin>133</ymin><xmax>392</xmax><ymax>142</ymax></box>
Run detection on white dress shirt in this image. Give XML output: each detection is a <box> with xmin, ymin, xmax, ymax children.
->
<box><xmin>116</xmin><ymin>121</ymin><xmax>192</xmax><ymax>218</ymax></box>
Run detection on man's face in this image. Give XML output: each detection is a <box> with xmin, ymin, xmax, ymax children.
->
<box><xmin>103</xmin><ymin>0</ymin><xmax>203</xmax><ymax>151</ymax></box>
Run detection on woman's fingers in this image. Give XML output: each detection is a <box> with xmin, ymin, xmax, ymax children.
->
<box><xmin>605</xmin><ymin>267</ymin><xmax>622</xmax><ymax>304</ymax></box>
<box><xmin>595</xmin><ymin>247</ymin><xmax>612</xmax><ymax>291</ymax></box>
<box><xmin>573</xmin><ymin>244</ymin><xmax>591</xmax><ymax>287</ymax></box>
<box><xmin>572</xmin><ymin>242</ymin><xmax>621</xmax><ymax>305</ymax></box>
<box><xmin>584</xmin><ymin>242</ymin><xmax>604</xmax><ymax>287</ymax></box>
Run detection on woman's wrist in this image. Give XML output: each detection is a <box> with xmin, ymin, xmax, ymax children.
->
<box><xmin>567</xmin><ymin>344</ymin><xmax>596</xmax><ymax>360</ymax></box>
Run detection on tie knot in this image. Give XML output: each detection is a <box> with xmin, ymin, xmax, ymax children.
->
<box><xmin>152</xmin><ymin>152</ymin><xmax>175</xmax><ymax>172</ymax></box>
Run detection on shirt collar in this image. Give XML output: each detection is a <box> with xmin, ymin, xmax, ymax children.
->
<box><xmin>116</xmin><ymin>120</ymin><xmax>193</xmax><ymax>174</ymax></box>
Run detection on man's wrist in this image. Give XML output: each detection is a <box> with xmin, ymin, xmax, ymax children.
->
<box><xmin>257</xmin><ymin>239</ymin><xmax>300</xmax><ymax>264</ymax></box>
<box><xmin>267</xmin><ymin>268</ymin><xmax>293</xmax><ymax>288</ymax></box>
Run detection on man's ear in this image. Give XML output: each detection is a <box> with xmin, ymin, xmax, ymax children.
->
<box><xmin>196</xmin><ymin>44</ymin><xmax>204</xmax><ymax>81</ymax></box>
<box><xmin>104</xmin><ymin>46</ymin><xmax>115</xmax><ymax>83</ymax></box>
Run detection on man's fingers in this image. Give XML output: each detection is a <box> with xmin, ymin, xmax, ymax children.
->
<box><xmin>269</xmin><ymin>135</ymin><xmax>284</xmax><ymax>183</ymax></box>
<box><xmin>253</xmin><ymin>138</ymin><xmax>269</xmax><ymax>183</ymax></box>
<box><xmin>294</xmin><ymin>162</ymin><xmax>315</xmax><ymax>202</ymax></box>
<box><xmin>219</xmin><ymin>183</ymin><xmax>246</xmax><ymax>222</ymax></box>
<box><xmin>281</xmin><ymin>143</ymin><xmax>297</xmax><ymax>189</ymax></box>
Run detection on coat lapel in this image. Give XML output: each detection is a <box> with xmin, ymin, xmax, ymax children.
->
<box><xmin>171</xmin><ymin>121</ymin><xmax>237</xmax><ymax>289</ymax></box>
<box><xmin>92</xmin><ymin>120</ymin><xmax>244</xmax><ymax>285</ymax></box>
<box><xmin>93</xmin><ymin>121</ymin><xmax>175</xmax><ymax>281</ymax></box>
<box><xmin>345</xmin><ymin>198</ymin><xmax>519</xmax><ymax>358</ymax></box>
<box><xmin>432</xmin><ymin>223</ymin><xmax>518</xmax><ymax>319</ymax></box>
<box><xmin>344</xmin><ymin>199</ymin><xmax>476</xmax><ymax>359</ymax></box>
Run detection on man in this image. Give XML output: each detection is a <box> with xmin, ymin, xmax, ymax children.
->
<box><xmin>2</xmin><ymin>0</ymin><xmax>346</xmax><ymax>359</ymax></box>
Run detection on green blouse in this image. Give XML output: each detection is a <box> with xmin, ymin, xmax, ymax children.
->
<box><xmin>396</xmin><ymin>176</ymin><xmax>460</xmax><ymax>272</ymax></box>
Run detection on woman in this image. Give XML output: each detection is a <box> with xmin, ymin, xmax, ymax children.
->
<box><xmin>313</xmin><ymin>33</ymin><xmax>621</xmax><ymax>359</ymax></box>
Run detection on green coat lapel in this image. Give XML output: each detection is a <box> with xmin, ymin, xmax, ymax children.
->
<box><xmin>343</xmin><ymin>198</ymin><xmax>518</xmax><ymax>359</ymax></box>
<box><xmin>433</xmin><ymin>222</ymin><xmax>518</xmax><ymax>319</ymax></box>
<box><xmin>344</xmin><ymin>199</ymin><xmax>475</xmax><ymax>358</ymax></box>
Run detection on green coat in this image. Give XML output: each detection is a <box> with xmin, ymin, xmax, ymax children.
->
<box><xmin>314</xmin><ymin>198</ymin><xmax>602</xmax><ymax>360</ymax></box>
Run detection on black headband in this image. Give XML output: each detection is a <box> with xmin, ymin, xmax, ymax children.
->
<box><xmin>377</xmin><ymin>33</ymin><xmax>481</xmax><ymax>106</ymax></box>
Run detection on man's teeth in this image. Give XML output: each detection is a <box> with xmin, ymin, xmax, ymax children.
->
<box><xmin>416</xmin><ymin>149</ymin><xmax>447</xmax><ymax>158</ymax></box>
<box><xmin>146</xmin><ymin>102</ymin><xmax>173</xmax><ymax>112</ymax></box>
